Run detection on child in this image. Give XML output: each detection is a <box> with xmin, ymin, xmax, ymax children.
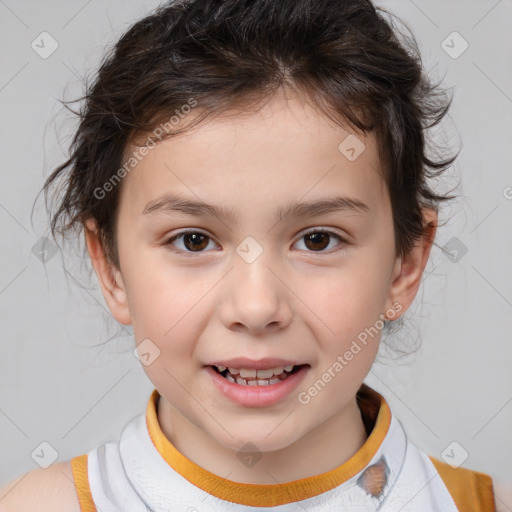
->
<box><xmin>0</xmin><ymin>0</ymin><xmax>497</xmax><ymax>510</ymax></box>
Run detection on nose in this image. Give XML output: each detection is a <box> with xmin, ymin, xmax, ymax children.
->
<box><xmin>218</xmin><ymin>251</ymin><xmax>292</xmax><ymax>334</ymax></box>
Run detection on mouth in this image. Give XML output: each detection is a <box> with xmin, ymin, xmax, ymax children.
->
<box><xmin>205</xmin><ymin>363</ymin><xmax>310</xmax><ymax>407</ymax></box>
<box><xmin>209</xmin><ymin>364</ymin><xmax>309</xmax><ymax>386</ymax></box>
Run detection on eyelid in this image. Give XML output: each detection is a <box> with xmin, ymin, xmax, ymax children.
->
<box><xmin>166</xmin><ymin>226</ymin><xmax>348</xmax><ymax>240</ymax></box>
<box><xmin>295</xmin><ymin>227</ymin><xmax>348</xmax><ymax>251</ymax></box>
<box><xmin>296</xmin><ymin>226</ymin><xmax>350</xmax><ymax>242</ymax></box>
<box><xmin>298</xmin><ymin>226</ymin><xmax>344</xmax><ymax>236</ymax></box>
<box><xmin>164</xmin><ymin>229</ymin><xmax>220</xmax><ymax>256</ymax></box>
<box><xmin>164</xmin><ymin>226</ymin><xmax>349</xmax><ymax>256</ymax></box>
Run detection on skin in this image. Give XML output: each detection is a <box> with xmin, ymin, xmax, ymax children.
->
<box><xmin>84</xmin><ymin>87</ymin><xmax>437</xmax><ymax>484</ymax></box>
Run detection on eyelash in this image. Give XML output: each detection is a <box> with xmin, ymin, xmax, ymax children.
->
<box><xmin>163</xmin><ymin>228</ymin><xmax>348</xmax><ymax>256</ymax></box>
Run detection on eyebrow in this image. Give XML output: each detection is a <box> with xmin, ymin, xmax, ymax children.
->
<box><xmin>142</xmin><ymin>193</ymin><xmax>370</xmax><ymax>222</ymax></box>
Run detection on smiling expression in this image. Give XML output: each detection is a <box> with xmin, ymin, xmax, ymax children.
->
<box><xmin>85</xmin><ymin>87</ymin><xmax>435</xmax><ymax>480</ymax></box>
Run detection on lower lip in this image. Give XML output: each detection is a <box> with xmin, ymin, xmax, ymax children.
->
<box><xmin>205</xmin><ymin>365</ymin><xmax>309</xmax><ymax>407</ymax></box>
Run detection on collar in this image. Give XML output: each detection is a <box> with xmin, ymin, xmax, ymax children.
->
<box><xmin>144</xmin><ymin>382</ymin><xmax>395</xmax><ymax>507</ymax></box>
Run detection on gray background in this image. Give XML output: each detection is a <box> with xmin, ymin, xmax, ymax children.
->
<box><xmin>1</xmin><ymin>0</ymin><xmax>511</xmax><ymax>506</ymax></box>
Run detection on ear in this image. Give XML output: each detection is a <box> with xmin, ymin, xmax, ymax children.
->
<box><xmin>84</xmin><ymin>218</ymin><xmax>132</xmax><ymax>325</ymax></box>
<box><xmin>385</xmin><ymin>208</ymin><xmax>438</xmax><ymax>319</ymax></box>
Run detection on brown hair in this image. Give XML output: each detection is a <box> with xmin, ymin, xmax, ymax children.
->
<box><xmin>39</xmin><ymin>0</ymin><xmax>459</xmax><ymax>332</ymax></box>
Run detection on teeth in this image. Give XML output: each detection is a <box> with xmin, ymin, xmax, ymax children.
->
<box><xmin>234</xmin><ymin>376</ymin><xmax>284</xmax><ymax>386</ymax></box>
<box><xmin>214</xmin><ymin>364</ymin><xmax>305</xmax><ymax>387</ymax></box>
<box><xmin>239</xmin><ymin>368</ymin><xmax>257</xmax><ymax>378</ymax></box>
<box><xmin>218</xmin><ymin>365</ymin><xmax>295</xmax><ymax>378</ymax></box>
<box><xmin>216</xmin><ymin>364</ymin><xmax>303</xmax><ymax>386</ymax></box>
<box><xmin>254</xmin><ymin>368</ymin><xmax>274</xmax><ymax>379</ymax></box>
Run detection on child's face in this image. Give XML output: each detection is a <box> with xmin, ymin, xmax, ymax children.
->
<box><xmin>87</xmin><ymin>88</ymin><xmax>434</xmax><ymax>455</ymax></box>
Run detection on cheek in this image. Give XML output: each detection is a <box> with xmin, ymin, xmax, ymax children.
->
<box><xmin>125</xmin><ymin>258</ymin><xmax>207</xmax><ymax>346</ymax></box>
<box><xmin>294</xmin><ymin>264</ymin><xmax>389</xmax><ymax>379</ymax></box>
<box><xmin>296</xmin><ymin>273</ymin><xmax>384</xmax><ymax>403</ymax></box>
<box><xmin>128</xmin><ymin>269</ymin><xmax>206</xmax><ymax>390</ymax></box>
<box><xmin>302</xmin><ymin>265</ymin><xmax>389</xmax><ymax>332</ymax></box>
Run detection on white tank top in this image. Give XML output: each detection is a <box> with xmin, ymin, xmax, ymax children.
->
<box><xmin>72</xmin><ymin>385</ymin><xmax>460</xmax><ymax>511</ymax></box>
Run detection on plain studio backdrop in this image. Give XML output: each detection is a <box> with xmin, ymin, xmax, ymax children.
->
<box><xmin>0</xmin><ymin>0</ymin><xmax>511</xmax><ymax>506</ymax></box>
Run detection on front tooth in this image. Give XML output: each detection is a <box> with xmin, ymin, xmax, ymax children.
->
<box><xmin>273</xmin><ymin>367</ymin><xmax>284</xmax><ymax>375</ymax></box>
<box><xmin>284</xmin><ymin>365</ymin><xmax>294</xmax><ymax>372</ymax></box>
<box><xmin>229</xmin><ymin>367</ymin><xmax>240</xmax><ymax>375</ymax></box>
<box><xmin>256</xmin><ymin>368</ymin><xmax>275</xmax><ymax>379</ymax></box>
<box><xmin>239</xmin><ymin>368</ymin><xmax>257</xmax><ymax>378</ymax></box>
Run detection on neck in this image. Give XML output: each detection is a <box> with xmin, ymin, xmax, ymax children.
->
<box><xmin>157</xmin><ymin>395</ymin><xmax>368</xmax><ymax>484</ymax></box>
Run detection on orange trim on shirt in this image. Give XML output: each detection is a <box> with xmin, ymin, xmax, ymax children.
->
<box><xmin>146</xmin><ymin>386</ymin><xmax>391</xmax><ymax>507</ymax></box>
<box><xmin>429</xmin><ymin>456</ymin><xmax>496</xmax><ymax>512</ymax></box>
<box><xmin>70</xmin><ymin>454</ymin><xmax>97</xmax><ymax>512</ymax></box>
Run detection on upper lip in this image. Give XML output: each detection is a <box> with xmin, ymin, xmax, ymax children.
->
<box><xmin>206</xmin><ymin>358</ymin><xmax>308</xmax><ymax>370</ymax></box>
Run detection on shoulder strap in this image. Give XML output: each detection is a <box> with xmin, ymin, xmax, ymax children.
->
<box><xmin>70</xmin><ymin>454</ymin><xmax>97</xmax><ymax>512</ymax></box>
<box><xmin>429</xmin><ymin>456</ymin><xmax>496</xmax><ymax>512</ymax></box>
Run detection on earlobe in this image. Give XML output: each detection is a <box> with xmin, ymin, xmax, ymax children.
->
<box><xmin>112</xmin><ymin>269</ymin><xmax>128</xmax><ymax>305</ymax></box>
<box><xmin>385</xmin><ymin>208</ymin><xmax>438</xmax><ymax>318</ymax></box>
<box><xmin>84</xmin><ymin>219</ymin><xmax>132</xmax><ymax>325</ymax></box>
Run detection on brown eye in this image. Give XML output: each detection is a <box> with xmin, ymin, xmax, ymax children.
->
<box><xmin>165</xmin><ymin>231</ymin><xmax>216</xmax><ymax>253</ymax></box>
<box><xmin>295</xmin><ymin>229</ymin><xmax>346</xmax><ymax>253</ymax></box>
<box><xmin>165</xmin><ymin>228</ymin><xmax>347</xmax><ymax>256</ymax></box>
<box><xmin>182</xmin><ymin>233</ymin><xmax>209</xmax><ymax>251</ymax></box>
<box><xmin>304</xmin><ymin>232</ymin><xmax>330</xmax><ymax>251</ymax></box>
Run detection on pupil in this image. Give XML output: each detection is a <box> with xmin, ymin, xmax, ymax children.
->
<box><xmin>185</xmin><ymin>233</ymin><xmax>208</xmax><ymax>251</ymax></box>
<box><xmin>305</xmin><ymin>232</ymin><xmax>329</xmax><ymax>251</ymax></box>
<box><xmin>184</xmin><ymin>233</ymin><xmax>330</xmax><ymax>252</ymax></box>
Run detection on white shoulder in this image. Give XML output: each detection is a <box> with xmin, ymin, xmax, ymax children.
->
<box><xmin>0</xmin><ymin>461</ymin><xmax>81</xmax><ymax>512</ymax></box>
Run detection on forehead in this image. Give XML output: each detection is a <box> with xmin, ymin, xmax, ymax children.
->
<box><xmin>118</xmin><ymin>90</ymin><xmax>388</xmax><ymax>222</ymax></box>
